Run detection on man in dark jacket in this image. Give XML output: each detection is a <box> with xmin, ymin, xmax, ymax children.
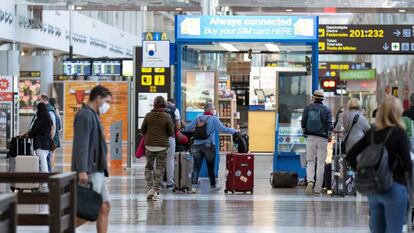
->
<box><xmin>301</xmin><ymin>90</ymin><xmax>333</xmax><ymax>195</ymax></box>
<box><xmin>72</xmin><ymin>85</ymin><xmax>112</xmax><ymax>233</ymax></box>
<box><xmin>37</xmin><ymin>94</ymin><xmax>57</xmax><ymax>172</ymax></box>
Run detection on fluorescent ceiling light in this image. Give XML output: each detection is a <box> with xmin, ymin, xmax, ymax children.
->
<box><xmin>399</xmin><ymin>9</ymin><xmax>406</xmax><ymax>13</ymax></box>
<box><xmin>265</xmin><ymin>43</ymin><xmax>280</xmax><ymax>52</ymax></box>
<box><xmin>176</xmin><ymin>8</ymin><xmax>183</xmax><ymax>11</ymax></box>
<box><xmin>219</xmin><ymin>43</ymin><xmax>239</xmax><ymax>52</ymax></box>
<box><xmin>286</xmin><ymin>9</ymin><xmax>293</xmax><ymax>12</ymax></box>
<box><xmin>75</xmin><ymin>6</ymin><xmax>83</xmax><ymax>10</ymax></box>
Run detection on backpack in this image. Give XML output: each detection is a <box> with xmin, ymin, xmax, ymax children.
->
<box><xmin>355</xmin><ymin>129</ymin><xmax>394</xmax><ymax>195</ymax></box>
<box><xmin>194</xmin><ymin>116</ymin><xmax>211</xmax><ymax>140</ymax></box>
<box><xmin>306</xmin><ymin>104</ymin><xmax>323</xmax><ymax>134</ymax></box>
<box><xmin>165</xmin><ymin>104</ymin><xmax>176</xmax><ymax>127</ymax></box>
<box><xmin>233</xmin><ymin>132</ymin><xmax>249</xmax><ymax>153</ymax></box>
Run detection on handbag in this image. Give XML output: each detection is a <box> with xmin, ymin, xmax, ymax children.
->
<box><xmin>135</xmin><ymin>136</ymin><xmax>145</xmax><ymax>159</ymax></box>
<box><xmin>340</xmin><ymin>114</ymin><xmax>359</xmax><ymax>153</ymax></box>
<box><xmin>77</xmin><ymin>183</ymin><xmax>103</xmax><ymax>221</ymax></box>
<box><xmin>270</xmin><ymin>172</ymin><xmax>298</xmax><ymax>188</ymax></box>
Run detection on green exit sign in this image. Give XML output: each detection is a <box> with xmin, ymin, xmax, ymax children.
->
<box><xmin>340</xmin><ymin>69</ymin><xmax>376</xmax><ymax>81</ymax></box>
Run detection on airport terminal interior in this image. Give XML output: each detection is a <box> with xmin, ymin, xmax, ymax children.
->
<box><xmin>1</xmin><ymin>0</ymin><xmax>414</xmax><ymax>232</ymax></box>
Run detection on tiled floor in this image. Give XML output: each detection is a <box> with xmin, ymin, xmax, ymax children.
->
<box><xmin>1</xmin><ymin>144</ymin><xmax>375</xmax><ymax>233</ymax></box>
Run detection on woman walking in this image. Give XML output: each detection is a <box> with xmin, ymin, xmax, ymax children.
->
<box><xmin>346</xmin><ymin>96</ymin><xmax>412</xmax><ymax>233</ymax></box>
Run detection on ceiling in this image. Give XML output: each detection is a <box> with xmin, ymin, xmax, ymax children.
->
<box><xmin>19</xmin><ymin>0</ymin><xmax>414</xmax><ymax>13</ymax></box>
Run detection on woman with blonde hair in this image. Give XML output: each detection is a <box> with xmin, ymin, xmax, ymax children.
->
<box><xmin>340</xmin><ymin>98</ymin><xmax>370</xmax><ymax>153</ymax></box>
<box><xmin>346</xmin><ymin>96</ymin><xmax>412</xmax><ymax>233</ymax></box>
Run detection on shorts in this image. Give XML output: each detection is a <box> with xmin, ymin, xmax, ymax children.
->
<box><xmin>89</xmin><ymin>172</ymin><xmax>110</xmax><ymax>203</ymax></box>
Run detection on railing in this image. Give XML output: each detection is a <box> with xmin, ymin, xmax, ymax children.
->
<box><xmin>0</xmin><ymin>193</ymin><xmax>17</xmax><ymax>233</ymax></box>
<box><xmin>0</xmin><ymin>172</ymin><xmax>77</xmax><ymax>233</ymax></box>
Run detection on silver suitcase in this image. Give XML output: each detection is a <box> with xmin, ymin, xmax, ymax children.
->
<box><xmin>174</xmin><ymin>152</ymin><xmax>193</xmax><ymax>192</ymax></box>
<box><xmin>9</xmin><ymin>138</ymin><xmax>41</xmax><ymax>191</ymax></box>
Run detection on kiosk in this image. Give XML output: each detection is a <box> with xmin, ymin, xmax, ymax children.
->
<box><xmin>174</xmin><ymin>15</ymin><xmax>319</xmax><ymax>178</ymax></box>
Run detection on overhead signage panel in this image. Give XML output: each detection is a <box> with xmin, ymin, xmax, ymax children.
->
<box><xmin>176</xmin><ymin>15</ymin><xmax>318</xmax><ymax>42</ymax></box>
<box><xmin>318</xmin><ymin>62</ymin><xmax>371</xmax><ymax>77</ymax></box>
<box><xmin>319</xmin><ymin>25</ymin><xmax>414</xmax><ymax>54</ymax></box>
<box><xmin>340</xmin><ymin>69</ymin><xmax>376</xmax><ymax>81</ymax></box>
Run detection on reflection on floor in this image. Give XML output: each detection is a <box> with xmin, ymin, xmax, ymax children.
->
<box><xmin>0</xmin><ymin>144</ymin><xmax>372</xmax><ymax>233</ymax></box>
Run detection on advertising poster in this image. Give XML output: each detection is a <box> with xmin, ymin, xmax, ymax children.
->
<box><xmin>0</xmin><ymin>102</ymin><xmax>11</xmax><ymax>150</ymax></box>
<box><xmin>185</xmin><ymin>71</ymin><xmax>216</xmax><ymax>121</ymax></box>
<box><xmin>63</xmin><ymin>81</ymin><xmax>97</xmax><ymax>141</ymax></box>
<box><xmin>99</xmin><ymin>82</ymin><xmax>128</xmax><ymax>141</ymax></box>
<box><xmin>63</xmin><ymin>81</ymin><xmax>128</xmax><ymax>142</ymax></box>
<box><xmin>19</xmin><ymin>79</ymin><xmax>41</xmax><ymax>114</ymax></box>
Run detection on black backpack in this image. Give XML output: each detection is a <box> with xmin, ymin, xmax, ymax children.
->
<box><xmin>194</xmin><ymin>116</ymin><xmax>211</xmax><ymax>140</ymax></box>
<box><xmin>355</xmin><ymin>129</ymin><xmax>394</xmax><ymax>195</ymax></box>
<box><xmin>233</xmin><ymin>132</ymin><xmax>249</xmax><ymax>153</ymax></box>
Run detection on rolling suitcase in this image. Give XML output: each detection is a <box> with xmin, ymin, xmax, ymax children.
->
<box><xmin>174</xmin><ymin>151</ymin><xmax>193</xmax><ymax>192</ymax></box>
<box><xmin>225</xmin><ymin>153</ymin><xmax>254</xmax><ymax>194</ymax></box>
<box><xmin>331</xmin><ymin>137</ymin><xmax>356</xmax><ymax>196</ymax></box>
<box><xmin>9</xmin><ymin>138</ymin><xmax>40</xmax><ymax>192</ymax></box>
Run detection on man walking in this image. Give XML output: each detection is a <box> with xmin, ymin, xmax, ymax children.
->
<box><xmin>72</xmin><ymin>85</ymin><xmax>112</xmax><ymax>233</ymax></box>
<box><xmin>301</xmin><ymin>90</ymin><xmax>333</xmax><ymax>195</ymax></box>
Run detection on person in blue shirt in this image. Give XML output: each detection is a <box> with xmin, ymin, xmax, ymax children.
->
<box><xmin>184</xmin><ymin>102</ymin><xmax>236</xmax><ymax>193</ymax></box>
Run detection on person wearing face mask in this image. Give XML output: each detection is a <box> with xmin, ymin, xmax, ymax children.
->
<box><xmin>71</xmin><ymin>85</ymin><xmax>112</xmax><ymax>233</ymax></box>
<box><xmin>184</xmin><ymin>102</ymin><xmax>236</xmax><ymax>193</ymax></box>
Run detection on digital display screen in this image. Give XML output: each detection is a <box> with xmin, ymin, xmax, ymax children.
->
<box><xmin>122</xmin><ymin>60</ymin><xmax>133</xmax><ymax>77</ymax></box>
<box><xmin>92</xmin><ymin>60</ymin><xmax>122</xmax><ymax>76</ymax></box>
<box><xmin>63</xmin><ymin>60</ymin><xmax>91</xmax><ymax>76</ymax></box>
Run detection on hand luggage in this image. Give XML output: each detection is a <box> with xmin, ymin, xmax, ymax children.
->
<box><xmin>233</xmin><ymin>133</ymin><xmax>249</xmax><ymax>153</ymax></box>
<box><xmin>225</xmin><ymin>153</ymin><xmax>254</xmax><ymax>194</ymax></box>
<box><xmin>270</xmin><ymin>171</ymin><xmax>298</xmax><ymax>188</ymax></box>
<box><xmin>331</xmin><ymin>140</ymin><xmax>356</xmax><ymax>196</ymax></box>
<box><xmin>7</xmin><ymin>136</ymin><xmax>33</xmax><ymax>158</ymax></box>
<box><xmin>174</xmin><ymin>151</ymin><xmax>193</xmax><ymax>192</ymax></box>
<box><xmin>9</xmin><ymin>137</ymin><xmax>40</xmax><ymax>192</ymax></box>
<box><xmin>77</xmin><ymin>183</ymin><xmax>103</xmax><ymax>221</ymax></box>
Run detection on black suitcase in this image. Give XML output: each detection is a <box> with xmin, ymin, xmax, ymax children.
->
<box><xmin>331</xmin><ymin>138</ymin><xmax>356</xmax><ymax>196</ymax></box>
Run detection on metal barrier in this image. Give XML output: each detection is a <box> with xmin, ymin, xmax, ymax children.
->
<box><xmin>0</xmin><ymin>193</ymin><xmax>17</xmax><ymax>233</ymax></box>
<box><xmin>0</xmin><ymin>172</ymin><xmax>77</xmax><ymax>233</ymax></box>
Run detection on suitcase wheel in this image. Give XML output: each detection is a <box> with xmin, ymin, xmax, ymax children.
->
<box><xmin>232</xmin><ymin>191</ymin><xmax>235</xmax><ymax>194</ymax></box>
<box><xmin>250</xmin><ymin>191</ymin><xmax>254</xmax><ymax>194</ymax></box>
<box><xmin>10</xmin><ymin>187</ymin><xmax>15</xmax><ymax>192</ymax></box>
<box><xmin>224</xmin><ymin>190</ymin><xmax>228</xmax><ymax>194</ymax></box>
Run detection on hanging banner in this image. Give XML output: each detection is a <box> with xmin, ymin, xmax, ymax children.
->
<box><xmin>319</xmin><ymin>25</ymin><xmax>414</xmax><ymax>54</ymax></box>
<box><xmin>176</xmin><ymin>15</ymin><xmax>318</xmax><ymax>42</ymax></box>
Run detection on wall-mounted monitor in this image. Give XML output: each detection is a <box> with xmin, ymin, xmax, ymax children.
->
<box><xmin>122</xmin><ymin>60</ymin><xmax>133</xmax><ymax>77</ymax></box>
<box><xmin>92</xmin><ymin>60</ymin><xmax>122</xmax><ymax>76</ymax></box>
<box><xmin>63</xmin><ymin>60</ymin><xmax>91</xmax><ymax>76</ymax></box>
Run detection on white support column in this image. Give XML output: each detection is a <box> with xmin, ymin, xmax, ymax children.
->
<box><xmin>0</xmin><ymin>43</ymin><xmax>20</xmax><ymax>76</ymax></box>
<box><xmin>202</xmin><ymin>0</ymin><xmax>219</xmax><ymax>16</ymax></box>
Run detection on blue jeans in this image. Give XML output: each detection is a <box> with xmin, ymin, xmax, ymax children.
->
<box><xmin>192</xmin><ymin>143</ymin><xmax>216</xmax><ymax>187</ymax></box>
<box><xmin>368</xmin><ymin>182</ymin><xmax>408</xmax><ymax>233</ymax></box>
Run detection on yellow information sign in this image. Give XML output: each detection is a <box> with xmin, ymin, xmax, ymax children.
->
<box><xmin>155</xmin><ymin>68</ymin><xmax>165</xmax><ymax>73</ymax></box>
<box><xmin>154</xmin><ymin>75</ymin><xmax>165</xmax><ymax>86</ymax></box>
<box><xmin>142</xmin><ymin>68</ymin><xmax>152</xmax><ymax>73</ymax></box>
<box><xmin>141</xmin><ymin>75</ymin><xmax>152</xmax><ymax>86</ymax></box>
<box><xmin>150</xmin><ymin>86</ymin><xmax>157</xmax><ymax>92</ymax></box>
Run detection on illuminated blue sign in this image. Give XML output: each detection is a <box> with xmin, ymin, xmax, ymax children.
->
<box><xmin>176</xmin><ymin>15</ymin><xmax>318</xmax><ymax>42</ymax></box>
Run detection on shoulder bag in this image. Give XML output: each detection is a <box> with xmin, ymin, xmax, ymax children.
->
<box><xmin>340</xmin><ymin>114</ymin><xmax>360</xmax><ymax>153</ymax></box>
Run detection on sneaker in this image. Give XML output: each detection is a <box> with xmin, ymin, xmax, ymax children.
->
<box><xmin>210</xmin><ymin>186</ymin><xmax>222</xmax><ymax>193</ymax></box>
<box><xmin>305</xmin><ymin>182</ymin><xmax>314</xmax><ymax>195</ymax></box>
<box><xmin>146</xmin><ymin>189</ymin><xmax>155</xmax><ymax>200</ymax></box>
<box><xmin>191</xmin><ymin>186</ymin><xmax>199</xmax><ymax>194</ymax></box>
<box><xmin>151</xmin><ymin>193</ymin><xmax>161</xmax><ymax>201</ymax></box>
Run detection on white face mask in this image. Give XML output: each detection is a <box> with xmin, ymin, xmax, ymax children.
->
<box><xmin>99</xmin><ymin>102</ymin><xmax>110</xmax><ymax>114</ymax></box>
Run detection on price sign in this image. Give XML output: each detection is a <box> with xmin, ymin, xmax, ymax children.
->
<box><xmin>319</xmin><ymin>25</ymin><xmax>414</xmax><ymax>54</ymax></box>
<box><xmin>0</xmin><ymin>76</ymin><xmax>12</xmax><ymax>93</ymax></box>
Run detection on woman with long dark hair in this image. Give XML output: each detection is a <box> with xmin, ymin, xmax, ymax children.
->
<box><xmin>29</xmin><ymin>102</ymin><xmax>53</xmax><ymax>174</ymax></box>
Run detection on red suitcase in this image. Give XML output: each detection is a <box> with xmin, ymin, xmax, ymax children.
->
<box><xmin>225</xmin><ymin>153</ymin><xmax>254</xmax><ymax>194</ymax></box>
